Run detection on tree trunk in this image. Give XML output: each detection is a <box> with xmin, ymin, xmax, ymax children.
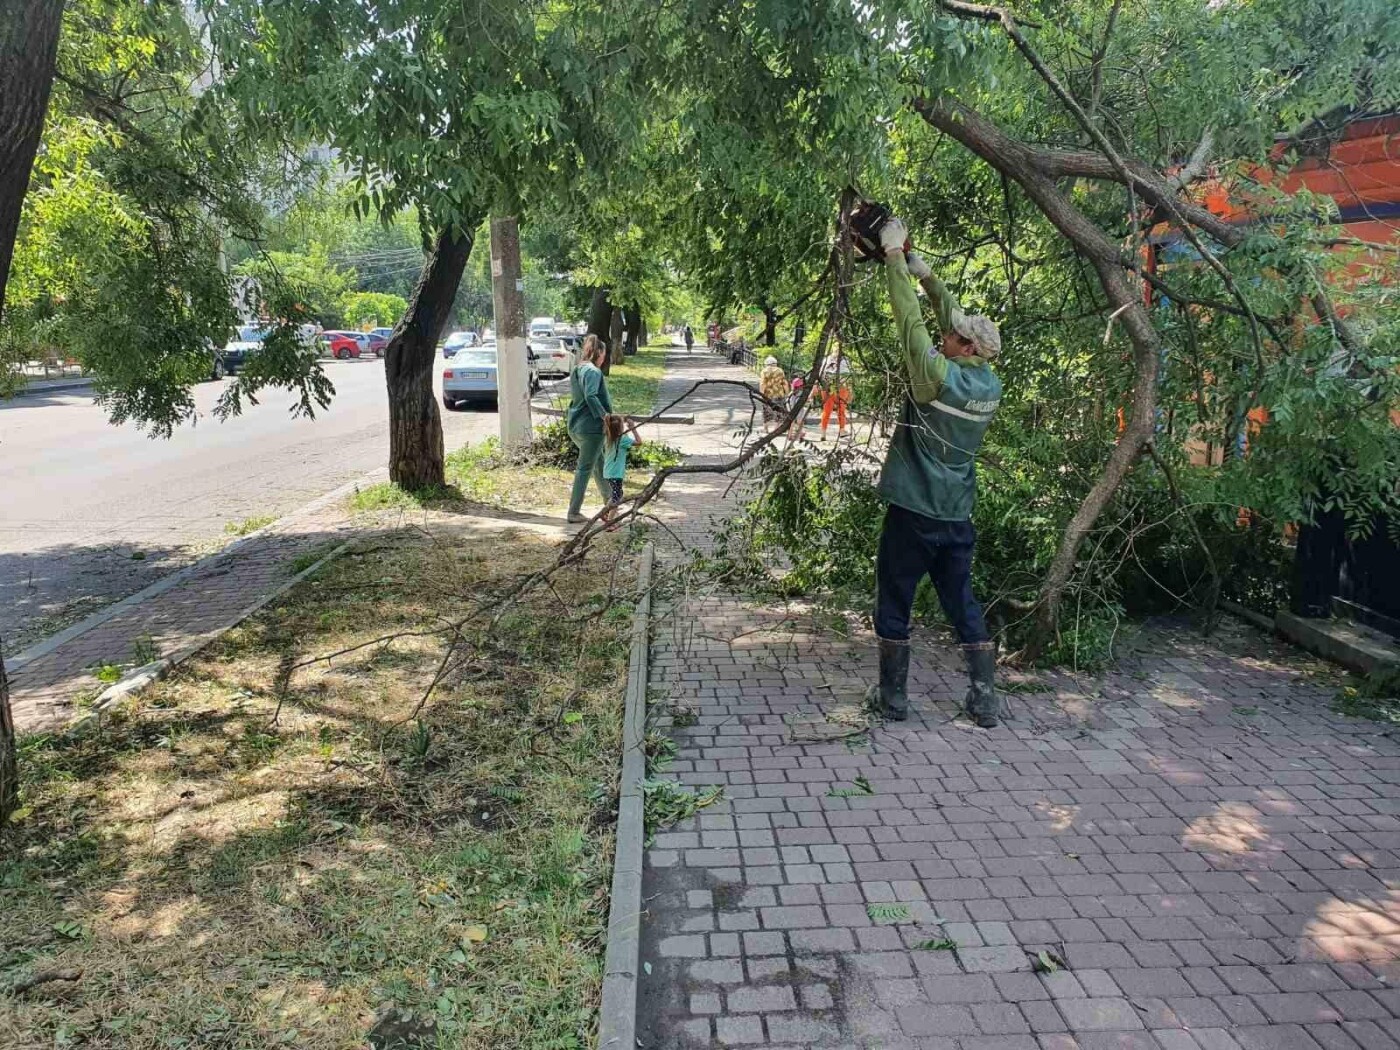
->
<box><xmin>639</xmin><ymin>315</ymin><xmax>648</xmax><ymax>349</ymax></box>
<box><xmin>763</xmin><ymin>305</ymin><xmax>777</xmax><ymax>346</ymax></box>
<box><xmin>0</xmin><ymin>1</ymin><xmax>66</xmax><ymax>827</ymax></box>
<box><xmin>608</xmin><ymin>306</ymin><xmax>625</xmax><ymax>367</ymax></box>
<box><xmin>586</xmin><ymin>286</ymin><xmax>612</xmax><ymax>340</ymax></box>
<box><xmin>623</xmin><ymin>302</ymin><xmax>640</xmax><ymax>356</ymax></box>
<box><xmin>0</xmin><ymin>0</ymin><xmax>64</xmax><ymax>321</ymax></box>
<box><xmin>915</xmin><ymin>97</ymin><xmax>1162</xmax><ymax>659</ymax></box>
<box><xmin>0</xmin><ymin>637</ymin><xmax>16</xmax><ymax>828</ymax></box>
<box><xmin>385</xmin><ymin>224</ymin><xmax>478</xmax><ymax>489</ymax></box>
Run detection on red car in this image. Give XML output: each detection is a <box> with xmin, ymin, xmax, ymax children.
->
<box><xmin>321</xmin><ymin>331</ymin><xmax>368</xmax><ymax>359</ymax></box>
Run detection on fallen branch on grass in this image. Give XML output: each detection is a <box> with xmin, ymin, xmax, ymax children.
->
<box><xmin>11</xmin><ymin>968</ymin><xmax>83</xmax><ymax>994</ymax></box>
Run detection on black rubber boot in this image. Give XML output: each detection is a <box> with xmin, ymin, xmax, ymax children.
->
<box><xmin>962</xmin><ymin>642</ymin><xmax>1000</xmax><ymax>728</ymax></box>
<box><xmin>866</xmin><ymin>637</ymin><xmax>911</xmax><ymax>721</ymax></box>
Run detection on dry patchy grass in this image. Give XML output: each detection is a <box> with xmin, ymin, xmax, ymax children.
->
<box><xmin>1</xmin><ymin>528</ymin><xmax>638</xmax><ymax>1049</ymax></box>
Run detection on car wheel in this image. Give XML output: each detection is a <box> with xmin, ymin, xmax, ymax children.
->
<box><xmin>530</xmin><ymin>376</ymin><xmax>541</xmax><ymax>394</ymax></box>
<box><xmin>442</xmin><ymin>395</ymin><xmax>456</xmax><ymax>410</ymax></box>
<box><xmin>211</xmin><ymin>359</ymin><xmax>226</xmax><ymax>381</ymax></box>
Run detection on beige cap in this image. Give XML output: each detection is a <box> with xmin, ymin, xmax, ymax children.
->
<box><xmin>951</xmin><ymin>309</ymin><xmax>1001</xmax><ymax>359</ymax></box>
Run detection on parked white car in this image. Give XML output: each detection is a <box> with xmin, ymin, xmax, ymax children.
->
<box><xmin>531</xmin><ymin>337</ymin><xmax>575</xmax><ymax>378</ymax></box>
<box><xmin>529</xmin><ymin>317</ymin><xmax>556</xmax><ymax>339</ymax></box>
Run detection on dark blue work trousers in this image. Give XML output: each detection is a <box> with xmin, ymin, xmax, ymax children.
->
<box><xmin>874</xmin><ymin>503</ymin><xmax>989</xmax><ymax>644</ymax></box>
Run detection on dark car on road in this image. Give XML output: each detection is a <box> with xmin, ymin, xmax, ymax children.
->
<box><xmin>216</xmin><ymin>325</ymin><xmax>270</xmax><ymax>374</ymax></box>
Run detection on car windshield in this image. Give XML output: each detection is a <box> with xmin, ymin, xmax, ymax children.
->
<box><xmin>451</xmin><ymin>349</ymin><xmax>496</xmax><ymax>366</ymax></box>
<box><xmin>444</xmin><ymin>332</ymin><xmax>475</xmax><ymax>348</ymax></box>
<box><xmin>237</xmin><ymin>326</ymin><xmax>268</xmax><ymax>342</ymax></box>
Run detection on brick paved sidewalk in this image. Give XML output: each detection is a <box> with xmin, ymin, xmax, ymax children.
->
<box><xmin>6</xmin><ymin>472</ymin><xmax>392</xmax><ymax>733</ymax></box>
<box><xmin>635</xmin><ymin>356</ymin><xmax>1400</xmax><ymax>1049</ymax></box>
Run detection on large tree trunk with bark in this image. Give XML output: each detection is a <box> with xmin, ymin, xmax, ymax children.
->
<box><xmin>608</xmin><ymin>306</ymin><xmax>625</xmax><ymax>367</ymax></box>
<box><xmin>586</xmin><ymin>286</ymin><xmax>612</xmax><ymax>341</ymax></box>
<box><xmin>1</xmin><ymin>0</ymin><xmax>67</xmax><ymax>828</ymax></box>
<box><xmin>916</xmin><ymin>97</ymin><xmax>1163</xmax><ymax>658</ymax></box>
<box><xmin>385</xmin><ymin>225</ymin><xmax>478</xmax><ymax>489</ymax></box>
<box><xmin>623</xmin><ymin>302</ymin><xmax>641</xmax><ymax>356</ymax></box>
<box><xmin>0</xmin><ymin>0</ymin><xmax>64</xmax><ymax>319</ymax></box>
<box><xmin>763</xmin><ymin>304</ymin><xmax>778</xmax><ymax>346</ymax></box>
<box><xmin>0</xmin><ymin>638</ymin><xmax>16</xmax><ymax>828</ymax></box>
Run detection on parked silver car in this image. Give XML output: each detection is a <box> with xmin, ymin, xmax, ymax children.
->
<box><xmin>441</xmin><ymin>344</ymin><xmax>540</xmax><ymax>409</ymax></box>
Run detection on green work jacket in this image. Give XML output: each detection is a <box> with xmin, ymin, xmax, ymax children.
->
<box><xmin>876</xmin><ymin>253</ymin><xmax>1002</xmax><ymax>522</ymax></box>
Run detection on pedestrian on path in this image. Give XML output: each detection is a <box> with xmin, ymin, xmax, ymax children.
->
<box><xmin>758</xmin><ymin>355</ymin><xmax>788</xmax><ymax>430</ymax></box>
<box><xmin>787</xmin><ymin>376</ymin><xmax>809</xmax><ymax>441</ymax></box>
<box><xmin>818</xmin><ymin>355</ymin><xmax>851</xmax><ymax>441</ymax></box>
<box><xmin>682</xmin><ymin>324</ymin><xmax>694</xmax><ymax>353</ymax></box>
<box><xmin>868</xmin><ymin>216</ymin><xmax>1004</xmax><ymax>726</ymax></box>
<box><xmin>566</xmin><ymin>334</ymin><xmax>614</xmax><ymax>523</ymax></box>
<box><xmin>600</xmin><ymin>413</ymin><xmax>640</xmax><ymax>522</ymax></box>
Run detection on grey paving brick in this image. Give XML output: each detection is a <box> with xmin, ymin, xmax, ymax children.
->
<box><xmin>742</xmin><ymin>930</ymin><xmax>786</xmax><ymax>956</ymax></box>
<box><xmin>898</xmin><ymin>1004</ymin><xmax>980</xmax><ymax>1036</ymax></box>
<box><xmin>962</xmin><ymin>945</ymin><xmax>1031</xmax><ymax>973</ymax></box>
<box><xmin>1233</xmin><ymin>1025</ymin><xmax>1327</xmax><ymax>1050</ymax></box>
<box><xmin>759</xmin><ymin>905</ymin><xmax>826</xmax><ymax>929</ymax></box>
<box><xmin>920</xmin><ymin>974</ymin><xmax>999</xmax><ymax>1003</ymax></box>
<box><xmin>1022</xmin><ymin>1000</ymin><xmax>1071</xmax><ymax>1034</ymax></box>
<box><xmin>715</xmin><ymin>1014</ymin><xmax>765</xmax><ymax>1045</ymax></box>
<box><xmin>658</xmin><ymin>934</ymin><xmax>707</xmax><ymax>958</ymax></box>
<box><xmin>975</xmin><ymin>1003</ymin><xmax>1034</xmax><ymax>1034</ymax></box>
<box><xmin>801</xmin><ymin>983</ymin><xmax>834</xmax><ymax>1010</ymax></box>
<box><xmin>1057</xmin><ymin>998</ymin><xmax>1147</xmax><ymax>1032</ymax></box>
<box><xmin>766</xmin><ymin>1014</ymin><xmax>843</xmax><ymax>1042</ymax></box>
<box><xmin>727</xmin><ymin>985</ymin><xmax>797</xmax><ymax>1013</ymax></box>
<box><xmin>689</xmin><ymin>958</ymin><xmax>745</xmax><ymax>984</ymax></box>
<box><xmin>789</xmin><ymin>927</ymin><xmax>855</xmax><ymax>953</ymax></box>
<box><xmin>1252</xmin><ymin>994</ymin><xmax>1343</xmax><ymax>1025</ymax></box>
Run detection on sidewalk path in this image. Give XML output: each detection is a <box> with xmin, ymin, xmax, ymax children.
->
<box><xmin>636</xmin><ymin>355</ymin><xmax>1400</xmax><ymax>1048</ymax></box>
<box><xmin>7</xmin><ymin>473</ymin><xmax>385</xmax><ymax>732</ymax></box>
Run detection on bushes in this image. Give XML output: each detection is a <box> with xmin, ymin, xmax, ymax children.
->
<box><xmin>483</xmin><ymin>418</ymin><xmax>683</xmax><ymax>474</ymax></box>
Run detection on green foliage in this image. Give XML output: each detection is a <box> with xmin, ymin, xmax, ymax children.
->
<box><xmin>826</xmin><ymin>775</ymin><xmax>875</xmax><ymax>798</ymax></box>
<box><xmin>340</xmin><ymin>291</ymin><xmax>409</xmax><ymax>329</ymax></box>
<box><xmin>1335</xmin><ymin>669</ymin><xmax>1400</xmax><ymax>725</ymax></box>
<box><xmin>3</xmin><ymin>0</ymin><xmax>332</xmax><ymax>434</ymax></box>
<box><xmin>641</xmin><ymin>779</ymin><xmax>724</xmax><ymax>831</ymax></box>
<box><xmin>238</xmin><ymin>248</ymin><xmax>352</xmax><ymax>329</ymax></box>
<box><xmin>866</xmin><ymin>902</ymin><xmax>912</xmax><ymax>924</ymax></box>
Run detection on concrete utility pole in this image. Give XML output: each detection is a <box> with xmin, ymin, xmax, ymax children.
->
<box><xmin>490</xmin><ymin>216</ymin><xmax>531</xmax><ymax>451</ymax></box>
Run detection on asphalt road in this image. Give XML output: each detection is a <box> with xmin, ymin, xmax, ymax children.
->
<box><xmin>1</xmin><ymin>358</ymin><xmax>549</xmax><ymax>653</ymax></box>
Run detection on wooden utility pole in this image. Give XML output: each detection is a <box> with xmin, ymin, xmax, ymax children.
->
<box><xmin>490</xmin><ymin>216</ymin><xmax>531</xmax><ymax>451</ymax></box>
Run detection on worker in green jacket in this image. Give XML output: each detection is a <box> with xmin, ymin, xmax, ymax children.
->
<box><xmin>869</xmin><ymin>217</ymin><xmax>1004</xmax><ymax>727</ymax></box>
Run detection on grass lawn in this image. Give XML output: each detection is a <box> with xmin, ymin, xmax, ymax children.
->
<box><xmin>347</xmin><ymin>430</ymin><xmax>680</xmax><ymax>517</ymax></box>
<box><xmin>1</xmin><ymin>528</ymin><xmax>636</xmax><ymax>1049</ymax></box>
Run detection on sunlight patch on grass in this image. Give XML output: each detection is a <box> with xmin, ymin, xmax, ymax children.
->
<box><xmin>1</xmin><ymin>529</ymin><xmax>636</xmax><ymax>1048</ymax></box>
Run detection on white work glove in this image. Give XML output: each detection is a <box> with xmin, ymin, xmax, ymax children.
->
<box><xmin>905</xmin><ymin>250</ymin><xmax>932</xmax><ymax>280</ymax></box>
<box><xmin>879</xmin><ymin>217</ymin><xmax>909</xmax><ymax>257</ymax></box>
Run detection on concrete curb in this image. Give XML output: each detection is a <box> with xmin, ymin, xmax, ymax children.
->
<box><xmin>534</xmin><ymin>404</ymin><xmax>695</xmax><ymax>426</ymax></box>
<box><xmin>9</xmin><ymin>375</ymin><xmax>94</xmax><ymax>397</ymax></box>
<box><xmin>598</xmin><ymin>542</ymin><xmax>654</xmax><ymax>1050</ymax></box>
<box><xmin>9</xmin><ymin>467</ymin><xmax>388</xmax><ymax>674</ymax></box>
<box><xmin>67</xmin><ymin>539</ymin><xmax>355</xmax><ymax>735</ymax></box>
